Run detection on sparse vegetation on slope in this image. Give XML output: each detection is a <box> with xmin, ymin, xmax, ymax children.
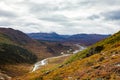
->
<box><xmin>66</xmin><ymin>31</ymin><xmax>120</xmax><ymax>63</ymax></box>
<box><xmin>14</xmin><ymin>54</ymin><xmax>71</xmax><ymax>80</ymax></box>
<box><xmin>29</xmin><ymin>31</ymin><xmax>120</xmax><ymax>80</ymax></box>
<box><xmin>43</xmin><ymin>48</ymin><xmax>120</xmax><ymax>80</ymax></box>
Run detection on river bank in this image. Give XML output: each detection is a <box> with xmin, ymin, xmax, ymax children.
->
<box><xmin>32</xmin><ymin>44</ymin><xmax>86</xmax><ymax>72</ymax></box>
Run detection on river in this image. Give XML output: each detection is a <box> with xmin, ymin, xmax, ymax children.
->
<box><xmin>32</xmin><ymin>44</ymin><xmax>86</xmax><ymax>72</ymax></box>
<box><xmin>32</xmin><ymin>54</ymin><xmax>70</xmax><ymax>72</ymax></box>
<box><xmin>73</xmin><ymin>44</ymin><xmax>86</xmax><ymax>54</ymax></box>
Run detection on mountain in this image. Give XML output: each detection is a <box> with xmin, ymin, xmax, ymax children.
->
<box><xmin>0</xmin><ymin>28</ymin><xmax>37</xmax><ymax>64</ymax></box>
<box><xmin>0</xmin><ymin>28</ymin><xmax>38</xmax><ymax>78</ymax></box>
<box><xmin>0</xmin><ymin>28</ymin><xmax>72</xmax><ymax>60</ymax></box>
<box><xmin>67</xmin><ymin>34</ymin><xmax>110</xmax><ymax>45</ymax></box>
<box><xmin>23</xmin><ymin>31</ymin><xmax>120</xmax><ymax>80</ymax></box>
<box><xmin>28</xmin><ymin>32</ymin><xmax>68</xmax><ymax>41</ymax></box>
<box><xmin>28</xmin><ymin>32</ymin><xmax>110</xmax><ymax>46</ymax></box>
<box><xmin>0</xmin><ymin>28</ymin><xmax>72</xmax><ymax>78</ymax></box>
<box><xmin>40</xmin><ymin>31</ymin><xmax>120</xmax><ymax>80</ymax></box>
<box><xmin>0</xmin><ymin>28</ymin><xmax>33</xmax><ymax>45</ymax></box>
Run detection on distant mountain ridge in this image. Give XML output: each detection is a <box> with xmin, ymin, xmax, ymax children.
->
<box><xmin>28</xmin><ymin>32</ymin><xmax>110</xmax><ymax>46</ymax></box>
<box><xmin>28</xmin><ymin>32</ymin><xmax>69</xmax><ymax>41</ymax></box>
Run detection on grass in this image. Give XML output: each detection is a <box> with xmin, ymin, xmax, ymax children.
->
<box><xmin>0</xmin><ymin>33</ymin><xmax>14</xmax><ymax>44</ymax></box>
<box><xmin>66</xmin><ymin>31</ymin><xmax>120</xmax><ymax>64</ymax></box>
<box><xmin>42</xmin><ymin>46</ymin><xmax>120</xmax><ymax>80</ymax></box>
<box><xmin>32</xmin><ymin>31</ymin><xmax>120</xmax><ymax>80</ymax></box>
<box><xmin>14</xmin><ymin>54</ymin><xmax>71</xmax><ymax>80</ymax></box>
<box><xmin>1</xmin><ymin>30</ymin><xmax>120</xmax><ymax>80</ymax></box>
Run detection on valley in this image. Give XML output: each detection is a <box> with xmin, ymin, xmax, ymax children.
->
<box><xmin>32</xmin><ymin>44</ymin><xmax>86</xmax><ymax>72</ymax></box>
<box><xmin>32</xmin><ymin>54</ymin><xmax>71</xmax><ymax>72</ymax></box>
<box><xmin>14</xmin><ymin>30</ymin><xmax>120</xmax><ymax>80</ymax></box>
<box><xmin>0</xmin><ymin>28</ymin><xmax>119</xmax><ymax>80</ymax></box>
<box><xmin>0</xmin><ymin>0</ymin><xmax>120</xmax><ymax>80</ymax></box>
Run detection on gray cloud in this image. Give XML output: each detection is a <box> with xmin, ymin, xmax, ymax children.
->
<box><xmin>24</xmin><ymin>22</ymin><xmax>40</xmax><ymax>26</ymax></box>
<box><xmin>0</xmin><ymin>21</ymin><xmax>12</xmax><ymax>26</ymax></box>
<box><xmin>39</xmin><ymin>15</ymin><xmax>69</xmax><ymax>22</ymax></box>
<box><xmin>39</xmin><ymin>15</ymin><xmax>81</xmax><ymax>27</ymax></box>
<box><xmin>87</xmin><ymin>15</ymin><xmax>100</xmax><ymax>20</ymax></box>
<box><xmin>0</xmin><ymin>9</ymin><xmax>17</xmax><ymax>18</ymax></box>
<box><xmin>29</xmin><ymin>3</ymin><xmax>58</xmax><ymax>12</ymax></box>
<box><xmin>102</xmin><ymin>10</ymin><xmax>120</xmax><ymax>20</ymax></box>
<box><xmin>27</xmin><ymin>0</ymin><xmax>96</xmax><ymax>14</ymax></box>
<box><xmin>0</xmin><ymin>0</ymin><xmax>120</xmax><ymax>34</ymax></box>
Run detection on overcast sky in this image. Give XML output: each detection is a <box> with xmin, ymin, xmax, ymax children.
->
<box><xmin>0</xmin><ymin>0</ymin><xmax>120</xmax><ymax>34</ymax></box>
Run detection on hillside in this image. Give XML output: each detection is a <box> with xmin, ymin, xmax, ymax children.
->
<box><xmin>0</xmin><ymin>28</ymin><xmax>37</xmax><ymax>64</ymax></box>
<box><xmin>0</xmin><ymin>28</ymin><xmax>72</xmax><ymax>60</ymax></box>
<box><xmin>41</xmin><ymin>31</ymin><xmax>120</xmax><ymax>80</ymax></box>
<box><xmin>0</xmin><ymin>43</ymin><xmax>37</xmax><ymax>64</ymax></box>
<box><xmin>0</xmin><ymin>28</ymin><xmax>34</xmax><ymax>45</ymax></box>
<box><xmin>28</xmin><ymin>32</ymin><xmax>110</xmax><ymax>46</ymax></box>
<box><xmin>0</xmin><ymin>29</ymin><xmax>38</xmax><ymax>78</ymax></box>
<box><xmin>0</xmin><ymin>28</ymin><xmax>73</xmax><ymax>79</ymax></box>
<box><xmin>22</xmin><ymin>31</ymin><xmax>120</xmax><ymax>80</ymax></box>
<box><xmin>0</xmin><ymin>28</ymin><xmax>74</xmax><ymax>62</ymax></box>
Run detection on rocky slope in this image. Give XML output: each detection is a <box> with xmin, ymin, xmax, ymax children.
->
<box><xmin>41</xmin><ymin>31</ymin><xmax>120</xmax><ymax>80</ymax></box>
<box><xmin>22</xmin><ymin>31</ymin><xmax>120</xmax><ymax>80</ymax></box>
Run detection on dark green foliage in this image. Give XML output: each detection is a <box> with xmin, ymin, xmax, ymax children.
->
<box><xmin>86</xmin><ymin>45</ymin><xmax>104</xmax><ymax>57</ymax></box>
<box><xmin>0</xmin><ymin>43</ymin><xmax>37</xmax><ymax>64</ymax></box>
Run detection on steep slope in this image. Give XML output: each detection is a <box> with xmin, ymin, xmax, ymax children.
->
<box><xmin>0</xmin><ymin>43</ymin><xmax>37</xmax><ymax>64</ymax></box>
<box><xmin>0</xmin><ymin>28</ymin><xmax>43</xmax><ymax>59</ymax></box>
<box><xmin>66</xmin><ymin>31</ymin><xmax>120</xmax><ymax>63</ymax></box>
<box><xmin>0</xmin><ymin>28</ymin><xmax>37</xmax><ymax>64</ymax></box>
<box><xmin>0</xmin><ymin>28</ymin><xmax>33</xmax><ymax>45</ymax></box>
<box><xmin>35</xmin><ymin>31</ymin><xmax>120</xmax><ymax>80</ymax></box>
<box><xmin>0</xmin><ymin>43</ymin><xmax>37</xmax><ymax>78</ymax></box>
<box><xmin>0</xmin><ymin>28</ymin><xmax>72</xmax><ymax>60</ymax></box>
<box><xmin>0</xmin><ymin>28</ymin><xmax>38</xmax><ymax>78</ymax></box>
<box><xmin>0</xmin><ymin>28</ymin><xmax>74</xmax><ymax>79</ymax></box>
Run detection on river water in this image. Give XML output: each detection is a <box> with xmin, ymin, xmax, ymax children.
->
<box><xmin>32</xmin><ymin>44</ymin><xmax>86</xmax><ymax>72</ymax></box>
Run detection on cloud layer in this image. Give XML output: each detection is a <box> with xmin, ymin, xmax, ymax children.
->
<box><xmin>0</xmin><ymin>0</ymin><xmax>120</xmax><ymax>34</ymax></box>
